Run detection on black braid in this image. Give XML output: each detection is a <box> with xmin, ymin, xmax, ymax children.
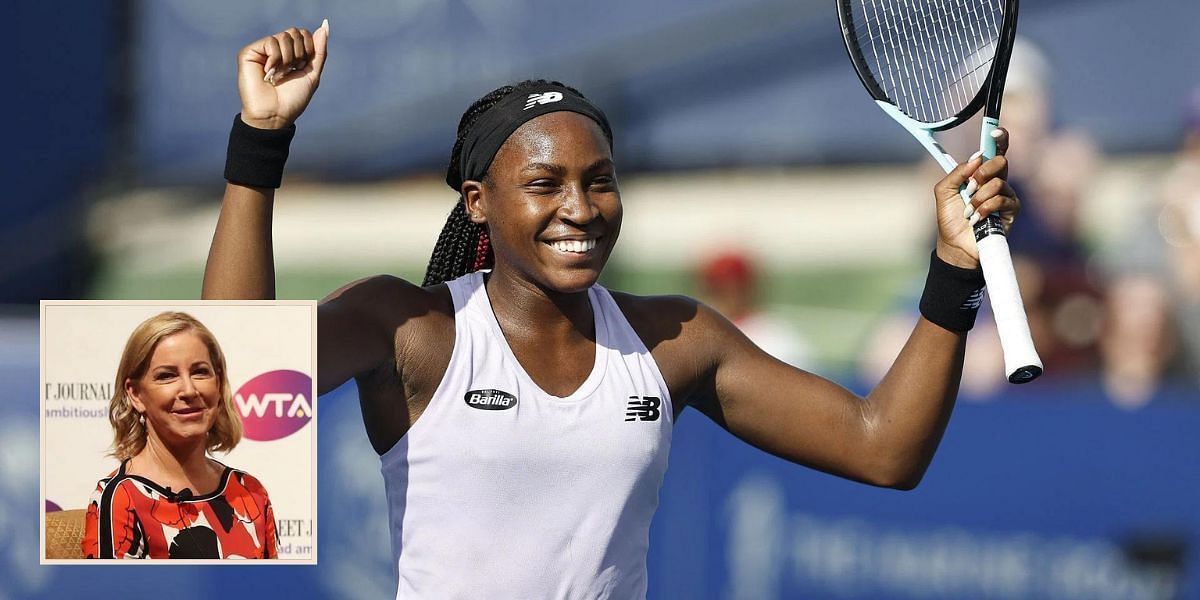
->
<box><xmin>422</xmin><ymin>79</ymin><xmax>591</xmax><ymax>287</ymax></box>
<box><xmin>421</xmin><ymin>201</ymin><xmax>482</xmax><ymax>287</ymax></box>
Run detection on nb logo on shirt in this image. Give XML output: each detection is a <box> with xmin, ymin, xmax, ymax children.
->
<box><xmin>524</xmin><ymin>92</ymin><xmax>563</xmax><ymax>110</ymax></box>
<box><xmin>625</xmin><ymin>396</ymin><xmax>661</xmax><ymax>422</ymax></box>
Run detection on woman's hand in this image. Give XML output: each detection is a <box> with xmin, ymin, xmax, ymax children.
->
<box><xmin>933</xmin><ymin>127</ymin><xmax>1021</xmax><ymax>269</ymax></box>
<box><xmin>237</xmin><ymin>20</ymin><xmax>329</xmax><ymax>130</ymax></box>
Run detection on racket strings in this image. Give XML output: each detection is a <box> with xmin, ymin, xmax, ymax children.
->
<box><xmin>849</xmin><ymin>0</ymin><xmax>1003</xmax><ymax>123</ymax></box>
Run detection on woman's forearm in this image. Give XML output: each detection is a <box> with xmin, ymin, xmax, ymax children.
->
<box><xmin>202</xmin><ymin>183</ymin><xmax>276</xmax><ymax>300</ymax></box>
<box><xmin>206</xmin><ymin>21</ymin><xmax>328</xmax><ymax>300</ymax></box>
<box><xmin>862</xmin><ymin>317</ymin><xmax>967</xmax><ymax>488</ymax></box>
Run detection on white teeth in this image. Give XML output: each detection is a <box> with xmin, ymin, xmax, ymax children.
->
<box><xmin>550</xmin><ymin>239</ymin><xmax>596</xmax><ymax>253</ymax></box>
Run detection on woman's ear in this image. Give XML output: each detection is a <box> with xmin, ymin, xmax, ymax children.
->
<box><xmin>462</xmin><ymin>181</ymin><xmax>487</xmax><ymax>224</ymax></box>
<box><xmin>125</xmin><ymin>378</ymin><xmax>146</xmax><ymax>414</ymax></box>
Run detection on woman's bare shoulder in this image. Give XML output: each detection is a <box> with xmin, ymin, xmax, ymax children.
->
<box><xmin>323</xmin><ymin>274</ymin><xmax>449</xmax><ymax>312</ymax></box>
<box><xmin>607</xmin><ymin>290</ymin><xmax>740</xmax><ymax>407</ymax></box>
<box><xmin>316</xmin><ymin>274</ymin><xmax>456</xmax><ymax>396</ymax></box>
<box><xmin>608</xmin><ymin>290</ymin><xmax>733</xmax><ymax>348</ymax></box>
<box><xmin>321</xmin><ymin>274</ymin><xmax>455</xmax><ymax>332</ymax></box>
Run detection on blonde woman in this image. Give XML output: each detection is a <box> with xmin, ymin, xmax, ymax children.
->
<box><xmin>82</xmin><ymin>312</ymin><xmax>278</xmax><ymax>559</ymax></box>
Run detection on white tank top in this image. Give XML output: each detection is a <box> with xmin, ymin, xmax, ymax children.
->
<box><xmin>380</xmin><ymin>272</ymin><xmax>673</xmax><ymax>599</ymax></box>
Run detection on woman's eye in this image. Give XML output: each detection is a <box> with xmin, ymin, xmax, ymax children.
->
<box><xmin>525</xmin><ymin>180</ymin><xmax>559</xmax><ymax>194</ymax></box>
<box><xmin>154</xmin><ymin>372</ymin><xmax>175</xmax><ymax>381</ymax></box>
<box><xmin>193</xmin><ymin>367</ymin><xmax>213</xmax><ymax>377</ymax></box>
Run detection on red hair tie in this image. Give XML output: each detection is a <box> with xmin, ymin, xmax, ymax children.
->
<box><xmin>472</xmin><ymin>229</ymin><xmax>492</xmax><ymax>271</ymax></box>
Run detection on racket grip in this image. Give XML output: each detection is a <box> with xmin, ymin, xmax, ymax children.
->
<box><xmin>974</xmin><ymin>221</ymin><xmax>1043</xmax><ymax>383</ymax></box>
<box><xmin>980</xmin><ymin>117</ymin><xmax>1000</xmax><ymax>158</ymax></box>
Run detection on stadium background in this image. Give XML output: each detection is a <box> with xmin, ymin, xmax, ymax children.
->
<box><xmin>4</xmin><ymin>0</ymin><xmax>1198</xmax><ymax>598</ymax></box>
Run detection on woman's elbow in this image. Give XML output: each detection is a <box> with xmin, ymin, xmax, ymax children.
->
<box><xmin>883</xmin><ymin>473</ymin><xmax>923</xmax><ymax>491</ymax></box>
<box><xmin>860</xmin><ymin>456</ymin><xmax>928</xmax><ymax>491</ymax></box>
<box><xmin>862</xmin><ymin>470</ymin><xmax>924</xmax><ymax>491</ymax></box>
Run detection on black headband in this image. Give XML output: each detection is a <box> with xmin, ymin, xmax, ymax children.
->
<box><xmin>452</xmin><ymin>84</ymin><xmax>613</xmax><ymax>191</ymax></box>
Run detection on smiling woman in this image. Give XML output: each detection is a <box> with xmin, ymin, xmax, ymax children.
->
<box><xmin>202</xmin><ymin>21</ymin><xmax>1024</xmax><ymax>598</ymax></box>
<box><xmin>421</xmin><ymin>80</ymin><xmax>617</xmax><ymax>291</ymax></box>
<box><xmin>81</xmin><ymin>312</ymin><xmax>278</xmax><ymax>559</ymax></box>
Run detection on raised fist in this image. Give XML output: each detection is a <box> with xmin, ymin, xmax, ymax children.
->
<box><xmin>237</xmin><ymin>20</ymin><xmax>329</xmax><ymax>130</ymax></box>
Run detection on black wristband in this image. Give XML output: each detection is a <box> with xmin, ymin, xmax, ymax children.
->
<box><xmin>918</xmin><ymin>250</ymin><xmax>987</xmax><ymax>332</ymax></box>
<box><xmin>224</xmin><ymin>114</ymin><xmax>296</xmax><ymax>189</ymax></box>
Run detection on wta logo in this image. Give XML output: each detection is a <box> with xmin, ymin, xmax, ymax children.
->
<box><xmin>234</xmin><ymin>370</ymin><xmax>313</xmax><ymax>441</ymax></box>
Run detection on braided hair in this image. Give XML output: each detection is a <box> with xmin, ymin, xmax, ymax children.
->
<box><xmin>422</xmin><ymin>79</ymin><xmax>590</xmax><ymax>287</ymax></box>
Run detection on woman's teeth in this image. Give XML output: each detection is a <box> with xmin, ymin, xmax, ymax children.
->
<box><xmin>549</xmin><ymin>239</ymin><xmax>596</xmax><ymax>253</ymax></box>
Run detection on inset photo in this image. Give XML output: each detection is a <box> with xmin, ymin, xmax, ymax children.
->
<box><xmin>40</xmin><ymin>301</ymin><xmax>316</xmax><ymax>563</ymax></box>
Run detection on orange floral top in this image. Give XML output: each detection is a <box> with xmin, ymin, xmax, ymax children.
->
<box><xmin>82</xmin><ymin>460</ymin><xmax>278</xmax><ymax>559</ymax></box>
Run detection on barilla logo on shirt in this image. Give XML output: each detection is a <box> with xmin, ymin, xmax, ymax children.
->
<box><xmin>464</xmin><ymin>389</ymin><xmax>518</xmax><ymax>411</ymax></box>
<box><xmin>234</xmin><ymin>370</ymin><xmax>314</xmax><ymax>441</ymax></box>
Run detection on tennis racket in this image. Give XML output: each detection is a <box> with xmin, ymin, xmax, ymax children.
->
<box><xmin>837</xmin><ymin>0</ymin><xmax>1042</xmax><ymax>383</ymax></box>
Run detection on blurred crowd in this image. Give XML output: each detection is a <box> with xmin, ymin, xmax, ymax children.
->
<box><xmin>701</xmin><ymin>40</ymin><xmax>1200</xmax><ymax>409</ymax></box>
<box><xmin>878</xmin><ymin>39</ymin><xmax>1200</xmax><ymax>408</ymax></box>
<box><xmin>1100</xmin><ymin>86</ymin><xmax>1200</xmax><ymax>408</ymax></box>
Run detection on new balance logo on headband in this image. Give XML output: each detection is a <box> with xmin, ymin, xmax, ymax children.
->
<box><xmin>524</xmin><ymin>92</ymin><xmax>564</xmax><ymax>110</ymax></box>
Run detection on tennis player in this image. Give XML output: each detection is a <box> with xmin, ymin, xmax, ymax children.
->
<box><xmin>203</xmin><ymin>23</ymin><xmax>1021</xmax><ymax>597</ymax></box>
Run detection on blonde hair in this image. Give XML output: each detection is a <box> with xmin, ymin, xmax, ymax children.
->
<box><xmin>109</xmin><ymin>312</ymin><xmax>242</xmax><ymax>460</ymax></box>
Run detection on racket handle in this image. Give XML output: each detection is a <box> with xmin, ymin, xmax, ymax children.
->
<box><xmin>974</xmin><ymin>220</ymin><xmax>1043</xmax><ymax>383</ymax></box>
<box><xmin>976</xmin><ymin>116</ymin><xmax>1042</xmax><ymax>382</ymax></box>
<box><xmin>980</xmin><ymin>117</ymin><xmax>1001</xmax><ymax>158</ymax></box>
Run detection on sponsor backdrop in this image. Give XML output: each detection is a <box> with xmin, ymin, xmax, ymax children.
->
<box><xmin>647</xmin><ymin>381</ymin><xmax>1200</xmax><ymax>600</ymax></box>
<box><xmin>41</xmin><ymin>303</ymin><xmax>316</xmax><ymax>561</ymax></box>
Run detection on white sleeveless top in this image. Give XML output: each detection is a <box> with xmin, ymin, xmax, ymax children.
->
<box><xmin>380</xmin><ymin>272</ymin><xmax>673</xmax><ymax>599</ymax></box>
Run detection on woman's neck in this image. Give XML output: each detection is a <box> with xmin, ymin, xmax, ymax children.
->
<box><xmin>484</xmin><ymin>268</ymin><xmax>594</xmax><ymax>341</ymax></box>
<box><xmin>131</xmin><ymin>433</ymin><xmax>216</xmax><ymax>492</ymax></box>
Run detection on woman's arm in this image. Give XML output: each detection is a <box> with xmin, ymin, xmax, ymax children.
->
<box><xmin>201</xmin><ymin>22</ymin><xmax>328</xmax><ymax>300</ymax></box>
<box><xmin>81</xmin><ymin>493</ymin><xmax>101</xmax><ymax>558</ymax></box>
<box><xmin>203</xmin><ymin>184</ymin><xmax>276</xmax><ymax>299</ymax></box>
<box><xmin>678</xmin><ymin>132</ymin><xmax>1020</xmax><ymax>489</ymax></box>
<box><xmin>265</xmin><ymin>500</ymin><xmax>279</xmax><ymax>559</ymax></box>
<box><xmin>82</xmin><ymin>482</ymin><xmax>146</xmax><ymax>558</ymax></box>
<box><xmin>201</xmin><ymin>23</ymin><xmax>407</xmax><ymax>397</ymax></box>
<box><xmin>687</xmin><ymin>303</ymin><xmax>965</xmax><ymax>490</ymax></box>
<box><xmin>256</xmin><ymin>480</ymin><xmax>280</xmax><ymax>559</ymax></box>
<box><xmin>316</xmin><ymin>276</ymin><xmax>406</xmax><ymax>395</ymax></box>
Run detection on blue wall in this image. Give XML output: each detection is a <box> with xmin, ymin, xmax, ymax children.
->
<box><xmin>127</xmin><ymin>0</ymin><xmax>1199</xmax><ymax>183</ymax></box>
<box><xmin>650</xmin><ymin>385</ymin><xmax>1200</xmax><ymax>599</ymax></box>
<box><xmin>4</xmin><ymin>3</ymin><xmax>116</xmax><ymax>301</ymax></box>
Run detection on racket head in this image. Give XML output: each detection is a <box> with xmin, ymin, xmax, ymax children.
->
<box><xmin>838</xmin><ymin>0</ymin><xmax>1018</xmax><ymax>132</ymax></box>
<box><xmin>983</xmin><ymin>0</ymin><xmax>1020</xmax><ymax>120</ymax></box>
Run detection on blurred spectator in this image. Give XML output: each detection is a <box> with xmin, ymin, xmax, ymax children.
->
<box><xmin>1156</xmin><ymin>88</ymin><xmax>1200</xmax><ymax>378</ymax></box>
<box><xmin>863</xmin><ymin>38</ymin><xmax>1106</xmax><ymax>396</ymax></box>
<box><xmin>1100</xmin><ymin>275</ymin><xmax>1178</xmax><ymax>408</ymax></box>
<box><xmin>698</xmin><ymin>249</ymin><xmax>814</xmax><ymax>370</ymax></box>
<box><xmin>998</xmin><ymin>39</ymin><xmax>1105</xmax><ymax>377</ymax></box>
<box><xmin>1098</xmin><ymin>86</ymin><xmax>1200</xmax><ymax>406</ymax></box>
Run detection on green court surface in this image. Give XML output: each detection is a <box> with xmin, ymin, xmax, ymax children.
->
<box><xmin>91</xmin><ymin>261</ymin><xmax>920</xmax><ymax>374</ymax></box>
